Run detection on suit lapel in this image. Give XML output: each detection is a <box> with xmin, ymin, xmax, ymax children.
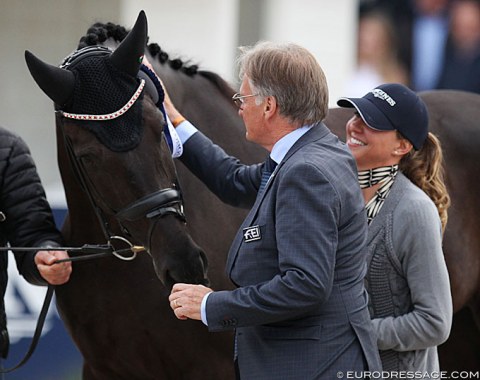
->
<box><xmin>226</xmin><ymin>185</ymin><xmax>267</xmax><ymax>273</ymax></box>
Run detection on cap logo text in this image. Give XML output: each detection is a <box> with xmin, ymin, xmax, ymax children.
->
<box><xmin>371</xmin><ymin>89</ymin><xmax>396</xmax><ymax>106</ymax></box>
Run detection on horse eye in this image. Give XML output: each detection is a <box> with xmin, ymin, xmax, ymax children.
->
<box><xmin>80</xmin><ymin>154</ymin><xmax>97</xmax><ymax>167</ymax></box>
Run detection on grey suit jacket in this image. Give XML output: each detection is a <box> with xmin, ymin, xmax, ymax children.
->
<box><xmin>180</xmin><ymin>122</ymin><xmax>382</xmax><ymax>379</ymax></box>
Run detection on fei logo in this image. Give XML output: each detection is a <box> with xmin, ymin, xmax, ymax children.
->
<box><xmin>5</xmin><ymin>252</ymin><xmax>56</xmax><ymax>344</ymax></box>
<box><xmin>243</xmin><ymin>225</ymin><xmax>261</xmax><ymax>242</ymax></box>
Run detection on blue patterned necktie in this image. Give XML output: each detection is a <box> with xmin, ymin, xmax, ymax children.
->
<box><xmin>259</xmin><ymin>156</ymin><xmax>277</xmax><ymax>192</ymax></box>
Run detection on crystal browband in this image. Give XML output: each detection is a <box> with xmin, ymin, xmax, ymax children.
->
<box><xmin>58</xmin><ymin>79</ymin><xmax>145</xmax><ymax>120</ymax></box>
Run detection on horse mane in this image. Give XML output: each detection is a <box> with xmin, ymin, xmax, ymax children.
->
<box><xmin>77</xmin><ymin>21</ymin><xmax>236</xmax><ymax>98</ymax></box>
<box><xmin>77</xmin><ymin>22</ymin><xmax>198</xmax><ymax>74</ymax></box>
<box><xmin>196</xmin><ymin>70</ymin><xmax>237</xmax><ymax>98</ymax></box>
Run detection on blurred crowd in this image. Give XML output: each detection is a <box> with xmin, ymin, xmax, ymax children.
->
<box><xmin>345</xmin><ymin>0</ymin><xmax>480</xmax><ymax>96</ymax></box>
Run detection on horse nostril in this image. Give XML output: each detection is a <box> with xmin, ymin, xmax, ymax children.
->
<box><xmin>163</xmin><ymin>270</ymin><xmax>175</xmax><ymax>291</ymax></box>
<box><xmin>199</xmin><ymin>250</ymin><xmax>208</xmax><ymax>273</ymax></box>
<box><xmin>201</xmin><ymin>277</ymin><xmax>210</xmax><ymax>287</ymax></box>
<box><xmin>198</xmin><ymin>250</ymin><xmax>210</xmax><ymax>284</ymax></box>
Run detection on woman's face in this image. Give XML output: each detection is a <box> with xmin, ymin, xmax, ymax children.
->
<box><xmin>345</xmin><ymin>113</ymin><xmax>405</xmax><ymax>170</ymax></box>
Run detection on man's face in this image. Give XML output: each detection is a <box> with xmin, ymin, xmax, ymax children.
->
<box><xmin>238</xmin><ymin>76</ymin><xmax>265</xmax><ymax>144</ymax></box>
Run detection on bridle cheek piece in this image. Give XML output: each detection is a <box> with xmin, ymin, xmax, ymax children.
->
<box><xmin>115</xmin><ymin>188</ymin><xmax>185</xmax><ymax>222</ymax></box>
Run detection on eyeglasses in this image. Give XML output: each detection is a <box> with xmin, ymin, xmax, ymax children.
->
<box><xmin>232</xmin><ymin>93</ymin><xmax>259</xmax><ymax>108</ymax></box>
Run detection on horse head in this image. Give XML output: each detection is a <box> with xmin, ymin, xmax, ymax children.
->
<box><xmin>24</xmin><ymin>11</ymin><xmax>208</xmax><ymax>289</ymax></box>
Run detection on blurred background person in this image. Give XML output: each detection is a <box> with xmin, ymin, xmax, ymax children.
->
<box><xmin>436</xmin><ymin>0</ymin><xmax>480</xmax><ymax>93</ymax></box>
<box><xmin>345</xmin><ymin>10</ymin><xmax>409</xmax><ymax>96</ymax></box>
<box><xmin>358</xmin><ymin>0</ymin><xmax>451</xmax><ymax>91</ymax></box>
<box><xmin>410</xmin><ymin>0</ymin><xmax>451</xmax><ymax>91</ymax></box>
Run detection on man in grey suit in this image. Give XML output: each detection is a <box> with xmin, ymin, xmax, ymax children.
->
<box><xmin>167</xmin><ymin>41</ymin><xmax>381</xmax><ymax>379</ymax></box>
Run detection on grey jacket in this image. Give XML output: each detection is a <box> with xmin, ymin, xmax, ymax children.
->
<box><xmin>366</xmin><ymin>172</ymin><xmax>452</xmax><ymax>372</ymax></box>
<box><xmin>180</xmin><ymin>123</ymin><xmax>382</xmax><ymax>379</ymax></box>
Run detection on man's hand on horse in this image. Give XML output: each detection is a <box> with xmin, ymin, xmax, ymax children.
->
<box><xmin>142</xmin><ymin>56</ymin><xmax>184</xmax><ymax>124</ymax></box>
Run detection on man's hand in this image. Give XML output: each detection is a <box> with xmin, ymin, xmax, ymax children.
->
<box><xmin>142</xmin><ymin>56</ymin><xmax>184</xmax><ymax>124</ymax></box>
<box><xmin>35</xmin><ymin>250</ymin><xmax>72</xmax><ymax>285</ymax></box>
<box><xmin>169</xmin><ymin>283</ymin><xmax>213</xmax><ymax>321</ymax></box>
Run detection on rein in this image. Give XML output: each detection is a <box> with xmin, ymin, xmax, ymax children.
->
<box><xmin>0</xmin><ymin>236</ymin><xmax>147</xmax><ymax>263</ymax></box>
<box><xmin>0</xmin><ymin>285</ymin><xmax>54</xmax><ymax>374</ymax></box>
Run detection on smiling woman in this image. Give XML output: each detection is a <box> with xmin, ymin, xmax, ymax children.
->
<box><xmin>337</xmin><ymin>83</ymin><xmax>452</xmax><ymax>373</ymax></box>
<box><xmin>345</xmin><ymin>113</ymin><xmax>407</xmax><ymax>171</ymax></box>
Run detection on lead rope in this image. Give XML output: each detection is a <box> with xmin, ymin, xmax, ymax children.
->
<box><xmin>0</xmin><ymin>285</ymin><xmax>54</xmax><ymax>374</ymax></box>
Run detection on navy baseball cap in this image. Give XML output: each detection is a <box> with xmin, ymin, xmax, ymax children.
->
<box><xmin>337</xmin><ymin>83</ymin><xmax>429</xmax><ymax>150</ymax></box>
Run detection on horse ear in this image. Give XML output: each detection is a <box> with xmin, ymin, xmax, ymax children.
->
<box><xmin>110</xmin><ymin>10</ymin><xmax>148</xmax><ymax>77</ymax></box>
<box><xmin>25</xmin><ymin>50</ymin><xmax>75</xmax><ymax>107</ymax></box>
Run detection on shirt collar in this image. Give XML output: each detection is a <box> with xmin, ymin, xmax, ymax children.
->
<box><xmin>270</xmin><ymin>124</ymin><xmax>312</xmax><ymax>164</ymax></box>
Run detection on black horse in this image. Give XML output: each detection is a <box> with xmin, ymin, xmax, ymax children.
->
<box><xmin>26</xmin><ymin>10</ymin><xmax>479</xmax><ymax>378</ymax></box>
<box><xmin>26</xmin><ymin>11</ymin><xmax>240</xmax><ymax>379</ymax></box>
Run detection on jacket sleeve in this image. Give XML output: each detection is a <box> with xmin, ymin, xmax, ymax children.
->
<box><xmin>0</xmin><ymin>133</ymin><xmax>63</xmax><ymax>286</ymax></box>
<box><xmin>371</xmin><ymin>197</ymin><xmax>453</xmax><ymax>351</ymax></box>
<box><xmin>179</xmin><ymin>131</ymin><xmax>262</xmax><ymax>209</ymax></box>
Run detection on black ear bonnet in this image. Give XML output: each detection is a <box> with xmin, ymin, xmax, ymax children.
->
<box><xmin>58</xmin><ymin>45</ymin><xmax>163</xmax><ymax>152</ymax></box>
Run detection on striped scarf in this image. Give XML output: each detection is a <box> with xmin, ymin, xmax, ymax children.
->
<box><xmin>358</xmin><ymin>165</ymin><xmax>398</xmax><ymax>224</ymax></box>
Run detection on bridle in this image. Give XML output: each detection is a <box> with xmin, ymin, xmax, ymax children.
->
<box><xmin>56</xmin><ymin>45</ymin><xmax>187</xmax><ymax>260</ymax></box>
<box><xmin>59</xmin><ymin>118</ymin><xmax>186</xmax><ymax>260</ymax></box>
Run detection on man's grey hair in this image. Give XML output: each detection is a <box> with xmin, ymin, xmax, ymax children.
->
<box><xmin>237</xmin><ymin>41</ymin><xmax>329</xmax><ymax>125</ymax></box>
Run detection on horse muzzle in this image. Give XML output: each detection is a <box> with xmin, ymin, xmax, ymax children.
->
<box><xmin>143</xmin><ymin>217</ymin><xmax>209</xmax><ymax>290</ymax></box>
